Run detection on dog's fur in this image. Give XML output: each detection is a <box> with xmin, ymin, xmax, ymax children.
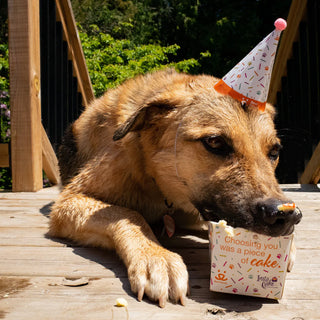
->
<box><xmin>50</xmin><ymin>69</ymin><xmax>300</xmax><ymax>307</ymax></box>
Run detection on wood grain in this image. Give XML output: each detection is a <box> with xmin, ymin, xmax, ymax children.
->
<box><xmin>42</xmin><ymin>125</ymin><xmax>60</xmax><ymax>185</ymax></box>
<box><xmin>8</xmin><ymin>0</ymin><xmax>43</xmax><ymax>191</ymax></box>
<box><xmin>300</xmin><ymin>141</ymin><xmax>320</xmax><ymax>184</ymax></box>
<box><xmin>0</xmin><ymin>186</ymin><xmax>319</xmax><ymax>319</ymax></box>
<box><xmin>0</xmin><ymin>143</ymin><xmax>9</xmax><ymax>167</ymax></box>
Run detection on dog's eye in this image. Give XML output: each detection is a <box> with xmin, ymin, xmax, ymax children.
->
<box><xmin>201</xmin><ymin>136</ymin><xmax>233</xmax><ymax>157</ymax></box>
<box><xmin>268</xmin><ymin>143</ymin><xmax>282</xmax><ymax>161</ymax></box>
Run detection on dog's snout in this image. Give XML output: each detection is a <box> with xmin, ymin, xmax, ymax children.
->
<box><xmin>255</xmin><ymin>199</ymin><xmax>302</xmax><ymax>236</ymax></box>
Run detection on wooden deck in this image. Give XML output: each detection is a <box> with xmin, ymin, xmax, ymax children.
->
<box><xmin>0</xmin><ymin>185</ymin><xmax>319</xmax><ymax>320</ymax></box>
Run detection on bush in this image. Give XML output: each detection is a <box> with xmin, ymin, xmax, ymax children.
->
<box><xmin>0</xmin><ymin>43</ymin><xmax>10</xmax><ymax>143</ymax></box>
<box><xmin>79</xmin><ymin>26</ymin><xmax>201</xmax><ymax>97</ymax></box>
<box><xmin>0</xmin><ymin>42</ymin><xmax>11</xmax><ymax>190</ymax></box>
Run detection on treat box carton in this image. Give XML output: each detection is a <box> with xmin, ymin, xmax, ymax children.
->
<box><xmin>208</xmin><ymin>220</ymin><xmax>293</xmax><ymax>300</ymax></box>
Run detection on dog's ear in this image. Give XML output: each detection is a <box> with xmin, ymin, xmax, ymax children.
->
<box><xmin>112</xmin><ymin>100</ymin><xmax>175</xmax><ymax>141</ymax></box>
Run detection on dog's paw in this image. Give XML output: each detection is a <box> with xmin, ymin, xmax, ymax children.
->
<box><xmin>128</xmin><ymin>248</ymin><xmax>189</xmax><ymax>307</ymax></box>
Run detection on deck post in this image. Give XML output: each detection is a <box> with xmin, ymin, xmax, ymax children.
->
<box><xmin>8</xmin><ymin>0</ymin><xmax>43</xmax><ymax>191</ymax></box>
<box><xmin>0</xmin><ymin>144</ymin><xmax>10</xmax><ymax>167</ymax></box>
<box><xmin>300</xmin><ymin>142</ymin><xmax>320</xmax><ymax>184</ymax></box>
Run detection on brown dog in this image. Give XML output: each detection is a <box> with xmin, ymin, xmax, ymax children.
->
<box><xmin>49</xmin><ymin>69</ymin><xmax>302</xmax><ymax>307</ymax></box>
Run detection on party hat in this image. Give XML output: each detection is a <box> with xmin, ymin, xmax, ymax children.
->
<box><xmin>214</xmin><ymin>18</ymin><xmax>287</xmax><ymax>111</ymax></box>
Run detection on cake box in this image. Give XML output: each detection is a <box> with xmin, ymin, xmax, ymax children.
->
<box><xmin>208</xmin><ymin>220</ymin><xmax>293</xmax><ymax>299</ymax></box>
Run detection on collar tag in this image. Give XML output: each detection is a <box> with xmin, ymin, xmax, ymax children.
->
<box><xmin>163</xmin><ymin>214</ymin><xmax>175</xmax><ymax>238</ymax></box>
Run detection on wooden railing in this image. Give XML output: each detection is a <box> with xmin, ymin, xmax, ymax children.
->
<box><xmin>269</xmin><ymin>0</ymin><xmax>320</xmax><ymax>184</ymax></box>
<box><xmin>40</xmin><ymin>0</ymin><xmax>94</xmax><ymax>151</ymax></box>
<box><xmin>268</xmin><ymin>0</ymin><xmax>308</xmax><ymax>105</ymax></box>
<box><xmin>3</xmin><ymin>0</ymin><xmax>94</xmax><ymax>191</ymax></box>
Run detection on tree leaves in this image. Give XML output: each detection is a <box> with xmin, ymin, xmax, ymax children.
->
<box><xmin>79</xmin><ymin>27</ymin><xmax>200</xmax><ymax>97</ymax></box>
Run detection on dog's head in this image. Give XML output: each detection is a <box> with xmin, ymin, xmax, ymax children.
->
<box><xmin>113</xmin><ymin>70</ymin><xmax>302</xmax><ymax>236</ymax></box>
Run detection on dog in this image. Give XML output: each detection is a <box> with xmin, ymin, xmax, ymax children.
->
<box><xmin>49</xmin><ymin>69</ymin><xmax>302</xmax><ymax>307</ymax></box>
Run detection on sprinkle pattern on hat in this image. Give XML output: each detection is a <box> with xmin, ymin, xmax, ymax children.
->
<box><xmin>214</xmin><ymin>19</ymin><xmax>287</xmax><ymax>111</ymax></box>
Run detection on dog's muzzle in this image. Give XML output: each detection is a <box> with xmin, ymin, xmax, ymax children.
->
<box><xmin>196</xmin><ymin>198</ymin><xmax>302</xmax><ymax>237</ymax></box>
<box><xmin>252</xmin><ymin>198</ymin><xmax>302</xmax><ymax>236</ymax></box>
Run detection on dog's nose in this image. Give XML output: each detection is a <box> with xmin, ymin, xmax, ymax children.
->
<box><xmin>255</xmin><ymin>199</ymin><xmax>302</xmax><ymax>235</ymax></box>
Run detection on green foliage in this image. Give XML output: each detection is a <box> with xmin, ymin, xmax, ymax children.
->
<box><xmin>0</xmin><ymin>1</ymin><xmax>8</xmax><ymax>44</ymax></box>
<box><xmin>71</xmin><ymin>0</ymin><xmax>137</xmax><ymax>39</ymax></box>
<box><xmin>0</xmin><ymin>41</ymin><xmax>12</xmax><ymax>190</ymax></box>
<box><xmin>0</xmin><ymin>168</ymin><xmax>11</xmax><ymax>190</ymax></box>
<box><xmin>0</xmin><ymin>43</ymin><xmax>10</xmax><ymax>143</ymax></box>
<box><xmin>0</xmin><ymin>44</ymin><xmax>9</xmax><ymax>84</ymax></box>
<box><xmin>0</xmin><ymin>90</ymin><xmax>10</xmax><ymax>144</ymax></box>
<box><xmin>72</xmin><ymin>0</ymin><xmax>291</xmax><ymax>77</ymax></box>
<box><xmin>79</xmin><ymin>26</ymin><xmax>200</xmax><ymax>97</ymax></box>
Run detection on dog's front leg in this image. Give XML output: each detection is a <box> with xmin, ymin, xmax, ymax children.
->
<box><xmin>49</xmin><ymin>189</ymin><xmax>188</xmax><ymax>307</ymax></box>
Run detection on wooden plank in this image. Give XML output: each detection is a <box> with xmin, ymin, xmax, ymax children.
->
<box><xmin>0</xmin><ymin>143</ymin><xmax>9</xmax><ymax>167</ymax></box>
<box><xmin>8</xmin><ymin>0</ymin><xmax>43</xmax><ymax>191</ymax></box>
<box><xmin>0</xmin><ymin>245</ymin><xmax>319</xmax><ymax>281</ymax></box>
<box><xmin>0</xmin><ymin>220</ymin><xmax>318</xmax><ymax>249</ymax></box>
<box><xmin>0</xmin><ymin>199</ymin><xmax>57</xmax><ymax>207</ymax></box>
<box><xmin>42</xmin><ymin>125</ymin><xmax>60</xmax><ymax>185</ymax></box>
<box><xmin>0</xmin><ymin>186</ymin><xmax>319</xmax><ymax>319</ymax></box>
<box><xmin>268</xmin><ymin>0</ymin><xmax>308</xmax><ymax>104</ymax></box>
<box><xmin>0</xmin><ymin>228</ymin><xmax>66</xmax><ymax>247</ymax></box>
<box><xmin>1</xmin><ymin>295</ymin><xmax>318</xmax><ymax>320</ymax></box>
<box><xmin>300</xmin><ymin>141</ymin><xmax>320</xmax><ymax>184</ymax></box>
<box><xmin>0</xmin><ymin>185</ymin><xmax>60</xmax><ymax>199</ymax></box>
<box><xmin>0</xmin><ymin>277</ymin><xmax>319</xmax><ymax>320</ymax></box>
<box><xmin>0</xmin><ymin>213</ymin><xmax>49</xmax><ymax>228</ymax></box>
<box><xmin>0</xmin><ymin>248</ymin><xmax>126</xmax><ymax>279</ymax></box>
<box><xmin>55</xmin><ymin>0</ymin><xmax>94</xmax><ymax>107</ymax></box>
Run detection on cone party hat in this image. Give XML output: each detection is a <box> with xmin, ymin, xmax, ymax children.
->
<box><xmin>214</xmin><ymin>18</ymin><xmax>287</xmax><ymax>111</ymax></box>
